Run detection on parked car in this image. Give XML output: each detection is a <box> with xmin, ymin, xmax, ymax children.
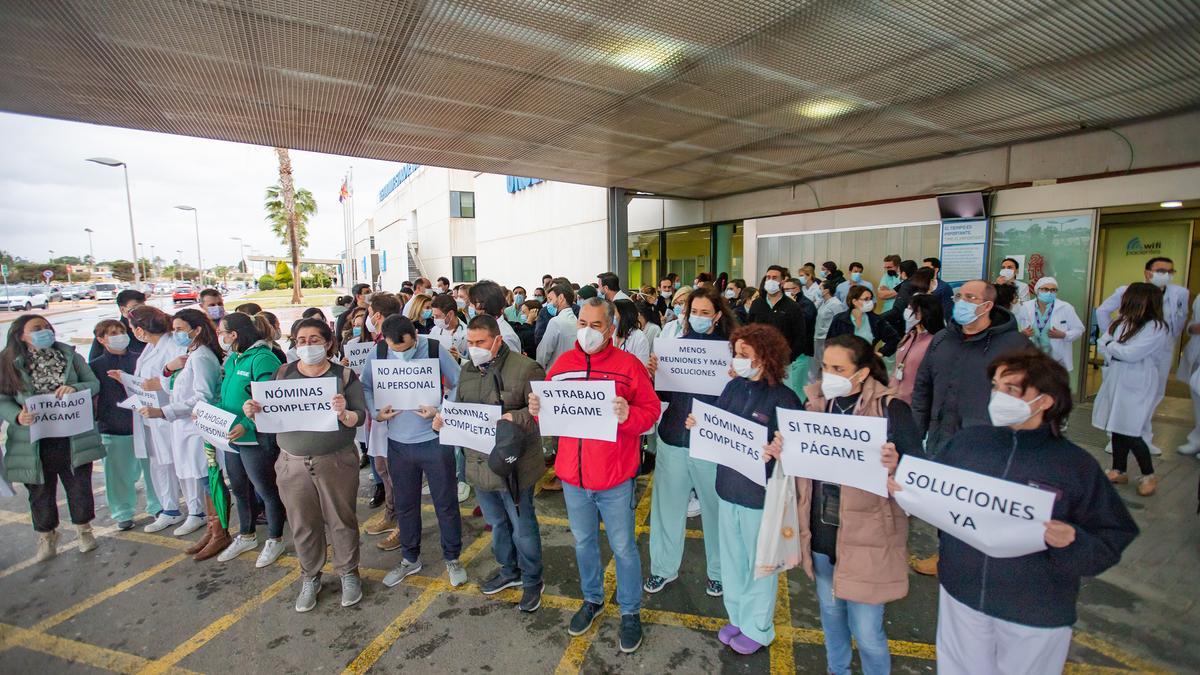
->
<box><xmin>155</xmin><ymin>282</ymin><xmax>172</xmax><ymax>295</ymax></box>
<box><xmin>41</xmin><ymin>286</ymin><xmax>64</xmax><ymax>302</ymax></box>
<box><xmin>0</xmin><ymin>287</ymin><xmax>50</xmax><ymax>311</ymax></box>
<box><xmin>94</xmin><ymin>282</ymin><xmax>119</xmax><ymax>302</ymax></box>
<box><xmin>172</xmin><ymin>285</ymin><xmax>198</xmax><ymax>304</ymax></box>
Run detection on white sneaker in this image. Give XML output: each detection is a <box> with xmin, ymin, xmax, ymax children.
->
<box><xmin>686</xmin><ymin>494</ymin><xmax>701</xmax><ymax>518</ymax></box>
<box><xmin>173</xmin><ymin>515</ymin><xmax>206</xmax><ymax>536</ymax></box>
<box><xmin>1177</xmin><ymin>443</ymin><xmax>1200</xmax><ymax>456</ymax></box>
<box><xmin>1104</xmin><ymin>441</ymin><xmax>1113</xmax><ymax>455</ymax></box>
<box><xmin>1149</xmin><ymin>444</ymin><xmax>1162</xmax><ymax>456</ymax></box>
<box><xmin>457</xmin><ymin>481</ymin><xmax>471</xmax><ymax>503</ymax></box>
<box><xmin>421</xmin><ymin>481</ymin><xmax>431</xmax><ymax>496</ymax></box>
<box><xmin>217</xmin><ymin>535</ymin><xmax>259</xmax><ymax>562</ymax></box>
<box><xmin>256</xmin><ymin>538</ymin><xmax>285</xmax><ymax>568</ymax></box>
<box><xmin>144</xmin><ymin>512</ymin><xmax>185</xmax><ymax>533</ymax></box>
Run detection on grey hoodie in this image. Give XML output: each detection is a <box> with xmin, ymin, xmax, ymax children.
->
<box><xmin>910</xmin><ymin>306</ymin><xmax>1031</xmax><ymax>455</ymax></box>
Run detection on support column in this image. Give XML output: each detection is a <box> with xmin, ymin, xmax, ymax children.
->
<box><xmin>606</xmin><ymin>187</ymin><xmax>631</xmax><ymax>283</ymax></box>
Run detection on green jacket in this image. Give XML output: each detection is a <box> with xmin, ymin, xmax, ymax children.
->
<box><xmin>0</xmin><ymin>342</ymin><xmax>105</xmax><ymax>484</ymax></box>
<box><xmin>217</xmin><ymin>342</ymin><xmax>282</xmax><ymax>445</ymax></box>
<box><xmin>456</xmin><ymin>345</ymin><xmax>545</xmax><ymax>493</ymax></box>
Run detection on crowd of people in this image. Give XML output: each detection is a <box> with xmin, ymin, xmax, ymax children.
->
<box><xmin>3</xmin><ymin>251</ymin><xmax>1173</xmax><ymax>672</ymax></box>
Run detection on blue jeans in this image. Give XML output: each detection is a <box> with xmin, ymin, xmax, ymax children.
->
<box><xmin>475</xmin><ymin>486</ymin><xmax>543</xmax><ymax>587</ymax></box>
<box><xmin>562</xmin><ymin>478</ymin><xmax>642</xmax><ymax>615</ymax></box>
<box><xmin>387</xmin><ymin>437</ymin><xmax>462</xmax><ymax>562</ymax></box>
<box><xmin>813</xmin><ymin>552</ymin><xmax>891</xmax><ymax>675</ymax></box>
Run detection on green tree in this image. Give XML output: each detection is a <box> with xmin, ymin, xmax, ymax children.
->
<box><xmin>214</xmin><ymin>265</ymin><xmax>230</xmax><ymax>285</ymax></box>
<box><xmin>264</xmin><ymin>185</ymin><xmax>315</xmax><ymax>254</ymax></box>
<box><xmin>274</xmin><ymin>260</ymin><xmax>293</xmax><ymax>289</ymax></box>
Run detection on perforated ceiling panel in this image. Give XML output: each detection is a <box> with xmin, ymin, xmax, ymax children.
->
<box><xmin>2</xmin><ymin>0</ymin><xmax>1198</xmax><ymax>198</ymax></box>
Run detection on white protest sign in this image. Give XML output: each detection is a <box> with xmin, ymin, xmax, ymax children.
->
<box><xmin>893</xmin><ymin>455</ymin><xmax>1056</xmax><ymax>558</ymax></box>
<box><xmin>120</xmin><ymin>372</ymin><xmax>168</xmax><ymax>410</ymax></box>
<box><xmin>250</xmin><ymin>377</ymin><xmax>339</xmax><ymax>433</ymax></box>
<box><xmin>439</xmin><ymin>401</ymin><xmax>502</xmax><ymax>454</ymax></box>
<box><xmin>25</xmin><ymin>390</ymin><xmax>94</xmax><ymax>442</ymax></box>
<box><xmin>193</xmin><ymin>401</ymin><xmax>237</xmax><ymax>453</ymax></box>
<box><xmin>116</xmin><ymin>395</ymin><xmax>139</xmax><ymax>410</ymax></box>
<box><xmin>688</xmin><ymin>399</ymin><xmax>768</xmax><ymax>487</ymax></box>
<box><xmin>532</xmin><ymin>380</ymin><xmax>617</xmax><ymax>442</ymax></box>
<box><xmin>653</xmin><ymin>338</ymin><xmax>732</xmax><ymax>396</ymax></box>
<box><xmin>777</xmin><ymin>408</ymin><xmax>888</xmax><ymax>497</ymax></box>
<box><xmin>343</xmin><ymin>341</ymin><xmax>375</xmax><ymax>375</ymax></box>
<box><xmin>372</xmin><ymin>358</ymin><xmax>441</xmax><ymax>410</ymax></box>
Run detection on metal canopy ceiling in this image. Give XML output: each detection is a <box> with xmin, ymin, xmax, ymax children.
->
<box><xmin>2</xmin><ymin>1</ymin><xmax>1199</xmax><ymax>200</ymax></box>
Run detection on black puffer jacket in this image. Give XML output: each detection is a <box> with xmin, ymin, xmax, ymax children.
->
<box><xmin>911</xmin><ymin>307</ymin><xmax>1031</xmax><ymax>455</ymax></box>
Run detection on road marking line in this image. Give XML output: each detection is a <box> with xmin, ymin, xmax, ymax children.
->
<box><xmin>768</xmin><ymin>574</ymin><xmax>795</xmax><ymax>674</ymax></box>
<box><xmin>135</xmin><ymin>569</ymin><xmax>300</xmax><ymax>674</ymax></box>
<box><xmin>0</xmin><ymin>621</ymin><xmax>206</xmax><ymax>674</ymax></box>
<box><xmin>1072</xmin><ymin>631</ymin><xmax>1166</xmax><ymax>673</ymax></box>
<box><xmin>32</xmin><ymin>554</ymin><xmax>187</xmax><ymax>631</ymax></box>
<box><xmin>0</xmin><ymin>521</ymin><xmax>119</xmax><ymax>580</ymax></box>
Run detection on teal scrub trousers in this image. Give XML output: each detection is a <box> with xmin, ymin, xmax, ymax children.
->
<box><xmin>101</xmin><ymin>434</ymin><xmax>161</xmax><ymax>522</ymax></box>
<box><xmin>648</xmin><ymin>439</ymin><xmax>721</xmax><ymax>582</ymax></box>
<box><xmin>718</xmin><ymin>498</ymin><xmax>780</xmax><ymax>646</ymax></box>
<box><xmin>788</xmin><ymin>355</ymin><xmax>810</xmax><ymax>403</ymax></box>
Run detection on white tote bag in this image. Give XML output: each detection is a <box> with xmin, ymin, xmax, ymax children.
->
<box><xmin>754</xmin><ymin>462</ymin><xmax>802</xmax><ymax>579</ymax></box>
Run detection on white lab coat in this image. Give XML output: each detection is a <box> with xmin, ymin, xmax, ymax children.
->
<box><xmin>132</xmin><ymin>336</ymin><xmax>188</xmax><ymax>462</ymax></box>
<box><xmin>1176</xmin><ymin>294</ymin><xmax>1200</xmax><ymax>382</ymax></box>
<box><xmin>810</xmin><ymin>297</ymin><xmax>847</xmax><ymax>381</ymax></box>
<box><xmin>1016</xmin><ymin>298</ymin><xmax>1084</xmax><ymax>371</ymax></box>
<box><xmin>1091</xmin><ymin>322</ymin><xmax>1169</xmax><ymax>436</ymax></box>
<box><xmin>1097</xmin><ymin>284</ymin><xmax>1189</xmax><ymax>338</ymax></box>
<box><xmin>161</xmin><ymin>346</ymin><xmax>222</xmax><ymax>480</ymax></box>
<box><xmin>536</xmin><ymin>307</ymin><xmax>577</xmax><ymax>370</ymax></box>
<box><xmin>617</xmin><ymin>329</ymin><xmax>650</xmax><ymax>366</ymax></box>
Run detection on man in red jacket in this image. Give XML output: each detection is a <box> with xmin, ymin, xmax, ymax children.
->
<box><xmin>528</xmin><ymin>297</ymin><xmax>661</xmax><ymax>653</ymax></box>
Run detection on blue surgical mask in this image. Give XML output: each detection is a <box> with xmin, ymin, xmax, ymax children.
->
<box><xmin>172</xmin><ymin>330</ymin><xmax>193</xmax><ymax>347</ymax></box>
<box><xmin>516</xmin><ymin>314</ymin><xmax>527</xmax><ymax>324</ymax></box>
<box><xmin>673</xmin><ymin>282</ymin><xmax>681</xmax><ymax>290</ymax></box>
<box><xmin>513</xmin><ymin>294</ymin><xmax>525</xmax><ymax>305</ymax></box>
<box><xmin>688</xmin><ymin>315</ymin><xmax>714</xmax><ymax>334</ymax></box>
<box><xmin>546</xmin><ymin>304</ymin><xmax>559</xmax><ymax>317</ymax></box>
<box><xmin>421</xmin><ymin>309</ymin><xmax>433</xmax><ymax>320</ymax></box>
<box><xmin>352</xmin><ymin>326</ymin><xmax>362</xmax><ymax>337</ymax></box>
<box><xmin>850</xmin><ymin>271</ymin><xmax>862</xmax><ymax>282</ymax></box>
<box><xmin>29</xmin><ymin>329</ymin><xmax>55</xmax><ymax>350</ymax></box>
<box><xmin>392</xmin><ymin>346</ymin><xmax>416</xmax><ymax>361</ymax></box>
<box><xmin>953</xmin><ymin>299</ymin><xmax>982</xmax><ymax>326</ymax></box>
<box><xmin>468</xmin><ymin>306</ymin><xmax>477</xmax><ymax>319</ymax></box>
<box><xmin>1037</xmin><ymin>291</ymin><xmax>1056</xmax><ymax>305</ymax></box>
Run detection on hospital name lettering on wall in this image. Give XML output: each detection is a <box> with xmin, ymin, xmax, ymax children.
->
<box><xmin>1125</xmin><ymin>237</ymin><xmax>1163</xmax><ymax>256</ymax></box>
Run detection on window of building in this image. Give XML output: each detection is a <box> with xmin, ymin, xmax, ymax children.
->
<box><xmin>452</xmin><ymin>256</ymin><xmax>477</xmax><ymax>282</ymax></box>
<box><xmin>450</xmin><ymin>191</ymin><xmax>475</xmax><ymax>218</ymax></box>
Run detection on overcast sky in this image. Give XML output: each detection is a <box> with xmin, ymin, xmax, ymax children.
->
<box><xmin>0</xmin><ymin>112</ymin><xmax>403</xmax><ymax>267</ymax></box>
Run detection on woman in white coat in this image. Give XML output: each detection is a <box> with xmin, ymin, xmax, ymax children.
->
<box><xmin>127</xmin><ymin>306</ymin><xmax>189</xmax><ymax>533</ymax></box>
<box><xmin>1092</xmin><ymin>282</ymin><xmax>1168</xmax><ymax>497</ymax></box>
<box><xmin>1017</xmin><ymin>277</ymin><xmax>1085</xmax><ymax>372</ymax></box>
<box><xmin>139</xmin><ymin>309</ymin><xmax>224</xmax><ymax>539</ymax></box>
<box><xmin>1174</xmin><ymin>293</ymin><xmax>1200</xmax><ymax>456</ymax></box>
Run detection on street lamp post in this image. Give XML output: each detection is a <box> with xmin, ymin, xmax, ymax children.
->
<box><xmin>83</xmin><ymin>228</ymin><xmax>94</xmax><ymax>275</ymax></box>
<box><xmin>230</xmin><ymin>237</ymin><xmax>246</xmax><ymax>276</ymax></box>
<box><xmin>138</xmin><ymin>242</ymin><xmax>147</xmax><ymax>282</ymax></box>
<box><xmin>175</xmin><ymin>206</ymin><xmax>203</xmax><ymax>286</ymax></box>
<box><xmin>149</xmin><ymin>244</ymin><xmax>156</xmax><ymax>280</ymax></box>
<box><xmin>176</xmin><ymin>249</ymin><xmax>183</xmax><ymax>281</ymax></box>
<box><xmin>85</xmin><ymin>158</ymin><xmax>140</xmax><ymax>285</ymax></box>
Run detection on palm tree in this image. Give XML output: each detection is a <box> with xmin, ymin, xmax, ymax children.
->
<box><xmin>264</xmin><ymin>184</ymin><xmax>315</xmax><ymax>252</ymax></box>
<box><xmin>269</xmin><ymin>148</ymin><xmax>308</xmax><ymax>304</ymax></box>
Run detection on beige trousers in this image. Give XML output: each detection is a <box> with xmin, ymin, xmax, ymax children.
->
<box><xmin>275</xmin><ymin>446</ymin><xmax>361</xmax><ymax>580</ymax></box>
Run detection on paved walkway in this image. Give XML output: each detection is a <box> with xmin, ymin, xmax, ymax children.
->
<box><xmin>0</xmin><ymin>404</ymin><xmax>1193</xmax><ymax>673</ymax></box>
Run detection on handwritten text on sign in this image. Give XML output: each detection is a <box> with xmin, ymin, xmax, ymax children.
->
<box><xmin>372</xmin><ymin>358</ymin><xmax>441</xmax><ymax>410</ymax></box>
<box><xmin>120</xmin><ymin>372</ymin><xmax>167</xmax><ymax>410</ymax></box>
<box><xmin>250</xmin><ymin>377</ymin><xmax>339</xmax><ymax>433</ymax></box>
<box><xmin>532</xmin><ymin>380</ymin><xmax>616</xmax><ymax>442</ymax></box>
<box><xmin>777</xmin><ymin>408</ymin><xmax>888</xmax><ymax>497</ymax></box>
<box><xmin>653</xmin><ymin>338</ymin><xmax>732</xmax><ymax>396</ymax></box>
<box><xmin>343</xmin><ymin>341</ymin><xmax>376</xmax><ymax>375</ymax></box>
<box><xmin>25</xmin><ymin>390</ymin><xmax>94</xmax><ymax>442</ymax></box>
<box><xmin>688</xmin><ymin>399</ymin><xmax>768</xmax><ymax>487</ymax></box>
<box><xmin>193</xmin><ymin>401</ymin><xmax>237</xmax><ymax>453</ymax></box>
<box><xmin>439</xmin><ymin>401</ymin><xmax>502</xmax><ymax>454</ymax></box>
<box><xmin>892</xmin><ymin>455</ymin><xmax>1056</xmax><ymax>559</ymax></box>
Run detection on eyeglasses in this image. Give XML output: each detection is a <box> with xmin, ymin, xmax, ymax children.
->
<box><xmin>952</xmin><ymin>292</ymin><xmax>984</xmax><ymax>302</ymax></box>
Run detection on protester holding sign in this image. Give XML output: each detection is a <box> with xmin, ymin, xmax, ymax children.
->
<box><xmin>361</xmin><ymin>315</ymin><xmax>467</xmax><ymax>590</ymax></box>
<box><xmin>245</xmin><ymin>318</ymin><xmax>369</xmax><ymax>612</ymax></box>
<box><xmin>434</xmin><ymin>314</ymin><xmax>547</xmax><ymax>612</ymax></box>
<box><xmin>127</xmin><ymin>305</ymin><xmax>189</xmax><ymax>534</ymax></box>
<box><xmin>781</xmin><ymin>334</ymin><xmax>919</xmax><ymax>675</ymax></box>
<box><xmin>0</xmin><ymin>314</ymin><xmax>105</xmax><ymax>562</ymax></box>
<box><xmin>529</xmin><ymin>297</ymin><xmax>661</xmax><ymax>654</ymax></box>
<box><xmin>138</xmin><ymin>309</ymin><xmax>224</xmax><ymax>539</ymax></box>
<box><xmin>684</xmin><ymin>323</ymin><xmax>801</xmax><ymax>655</ymax></box>
<box><xmin>213</xmin><ymin>311</ymin><xmax>287</xmax><ymax>567</ymax></box>
<box><xmin>89</xmin><ymin>319</ymin><xmax>159</xmax><ymax>531</ymax></box>
<box><xmin>645</xmin><ymin>285</ymin><xmax>739</xmax><ymax>597</ymax></box>
<box><xmin>891</xmin><ymin>349</ymin><xmax>1138</xmax><ymax>675</ymax></box>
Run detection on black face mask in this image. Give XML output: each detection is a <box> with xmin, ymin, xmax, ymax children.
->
<box><xmin>886</xmin><ymin>269</ymin><xmax>898</xmax><ymax>277</ymax></box>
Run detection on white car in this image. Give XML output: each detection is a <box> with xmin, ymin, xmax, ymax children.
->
<box><xmin>94</xmin><ymin>282</ymin><xmax>119</xmax><ymax>302</ymax></box>
<box><xmin>0</xmin><ymin>287</ymin><xmax>50</xmax><ymax>311</ymax></box>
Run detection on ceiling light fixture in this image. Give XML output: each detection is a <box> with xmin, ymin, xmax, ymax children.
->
<box><xmin>1160</xmin><ymin>201</ymin><xmax>1183</xmax><ymax>208</ymax></box>
<box><xmin>797</xmin><ymin>99</ymin><xmax>856</xmax><ymax>119</ymax></box>
<box><xmin>610</xmin><ymin>43</ymin><xmax>678</xmax><ymax>72</ymax></box>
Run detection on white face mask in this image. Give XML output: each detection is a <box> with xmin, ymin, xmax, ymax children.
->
<box><xmin>365</xmin><ymin>313</ymin><xmax>378</xmax><ymax>333</ymax></box>
<box><xmin>763</xmin><ymin>279</ymin><xmax>781</xmax><ymax>295</ymax></box>
<box><xmin>860</xmin><ymin>299</ymin><xmax>875</xmax><ymax>312</ymax></box>
<box><xmin>219</xmin><ymin>334</ymin><xmax>234</xmax><ymax>351</ymax></box>
<box><xmin>1151</xmin><ymin>271</ymin><xmax>1172</xmax><ymax>288</ymax></box>
<box><xmin>296</xmin><ymin>344</ymin><xmax>327</xmax><ymax>365</ymax></box>
<box><xmin>903</xmin><ymin>307</ymin><xmax>919</xmax><ymax>331</ymax></box>
<box><xmin>731</xmin><ymin>357</ymin><xmax>759</xmax><ymax>379</ymax></box>
<box><xmin>468</xmin><ymin>345</ymin><xmax>495</xmax><ymax>367</ymax></box>
<box><xmin>988</xmin><ymin>391</ymin><xmax>1043</xmax><ymax>427</ymax></box>
<box><xmin>999</xmin><ymin>268</ymin><xmax>1015</xmax><ymax>280</ymax></box>
<box><xmin>106</xmin><ymin>334</ymin><xmax>131</xmax><ymax>352</ymax></box>
<box><xmin>820</xmin><ymin>372</ymin><xmax>855</xmax><ymax>399</ymax></box>
<box><xmin>433</xmin><ymin>317</ymin><xmax>447</xmax><ymax>331</ymax></box>
<box><xmin>577</xmin><ymin>327</ymin><xmax>607</xmax><ymax>354</ymax></box>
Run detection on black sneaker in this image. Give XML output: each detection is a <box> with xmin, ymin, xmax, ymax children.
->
<box><xmin>706</xmin><ymin>579</ymin><xmax>723</xmax><ymax>597</ymax></box>
<box><xmin>117</xmin><ymin>520</ymin><xmax>135</xmax><ymax>531</ymax></box>
<box><xmin>518</xmin><ymin>582</ymin><xmax>543</xmax><ymax>613</ymax></box>
<box><xmin>479</xmin><ymin>571</ymin><xmax>522</xmax><ymax>595</ymax></box>
<box><xmin>369</xmin><ymin>482</ymin><xmax>385</xmax><ymax>508</ymax></box>
<box><xmin>567</xmin><ymin>601</ymin><xmax>604</xmax><ymax>636</ymax></box>
<box><xmin>619</xmin><ymin>613</ymin><xmax>643</xmax><ymax>653</ymax></box>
